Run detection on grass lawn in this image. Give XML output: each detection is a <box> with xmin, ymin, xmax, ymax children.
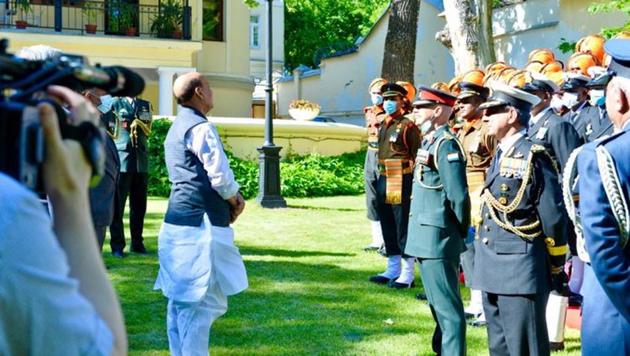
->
<box><xmin>105</xmin><ymin>195</ymin><xmax>581</xmax><ymax>355</ymax></box>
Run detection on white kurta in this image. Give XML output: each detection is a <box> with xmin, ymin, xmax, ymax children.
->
<box><xmin>154</xmin><ymin>120</ymin><xmax>247</xmax><ymax>303</ymax></box>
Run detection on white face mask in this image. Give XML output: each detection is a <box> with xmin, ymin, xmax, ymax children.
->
<box><xmin>589</xmin><ymin>89</ymin><xmax>605</xmax><ymax>107</ymax></box>
<box><xmin>98</xmin><ymin>94</ymin><xmax>114</xmax><ymax>114</ymax></box>
<box><xmin>370</xmin><ymin>93</ymin><xmax>383</xmax><ymax>106</ymax></box>
<box><xmin>550</xmin><ymin>96</ymin><xmax>565</xmax><ymax>112</ymax></box>
<box><xmin>562</xmin><ymin>92</ymin><xmax>579</xmax><ymax>109</ymax></box>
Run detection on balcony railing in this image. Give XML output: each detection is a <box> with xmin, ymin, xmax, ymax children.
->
<box><xmin>0</xmin><ymin>0</ymin><xmax>192</xmax><ymax>40</ymax></box>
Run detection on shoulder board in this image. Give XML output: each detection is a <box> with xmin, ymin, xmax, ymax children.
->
<box><xmin>596</xmin><ymin>129</ymin><xmax>626</xmax><ymax>147</ymax></box>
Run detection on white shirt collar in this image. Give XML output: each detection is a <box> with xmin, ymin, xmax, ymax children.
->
<box><xmin>531</xmin><ymin>107</ymin><xmax>552</xmax><ymax>125</ymax></box>
<box><xmin>499</xmin><ymin>129</ymin><xmax>526</xmax><ymax>153</ymax></box>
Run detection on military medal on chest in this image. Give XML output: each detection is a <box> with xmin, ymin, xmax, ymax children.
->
<box><xmin>390</xmin><ymin>122</ymin><xmax>402</xmax><ymax>143</ymax></box>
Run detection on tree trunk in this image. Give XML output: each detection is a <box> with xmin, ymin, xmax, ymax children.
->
<box><xmin>441</xmin><ymin>0</ymin><xmax>495</xmax><ymax>75</ymax></box>
<box><xmin>381</xmin><ymin>0</ymin><xmax>420</xmax><ymax>84</ymax></box>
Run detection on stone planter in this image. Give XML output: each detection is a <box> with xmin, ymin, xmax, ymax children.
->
<box><xmin>288</xmin><ymin>108</ymin><xmax>320</xmax><ymax>121</ymax></box>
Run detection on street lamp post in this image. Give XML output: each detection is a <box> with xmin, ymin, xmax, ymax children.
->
<box><xmin>256</xmin><ymin>0</ymin><xmax>286</xmax><ymax>208</ymax></box>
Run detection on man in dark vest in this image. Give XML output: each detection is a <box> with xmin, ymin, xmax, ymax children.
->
<box><xmin>109</xmin><ymin>95</ymin><xmax>152</xmax><ymax>254</ymax></box>
<box><xmin>154</xmin><ymin>72</ymin><xmax>247</xmax><ymax>355</ymax></box>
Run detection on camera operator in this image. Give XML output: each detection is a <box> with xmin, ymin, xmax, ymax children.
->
<box><xmin>0</xmin><ymin>86</ymin><xmax>127</xmax><ymax>354</ymax></box>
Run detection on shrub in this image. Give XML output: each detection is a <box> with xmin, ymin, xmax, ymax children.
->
<box><xmin>147</xmin><ymin>118</ymin><xmax>366</xmax><ymax>199</ymax></box>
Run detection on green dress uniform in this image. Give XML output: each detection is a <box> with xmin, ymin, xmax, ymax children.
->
<box><xmin>109</xmin><ymin>97</ymin><xmax>153</xmax><ymax>253</ymax></box>
<box><xmin>405</xmin><ymin>124</ymin><xmax>470</xmax><ymax>356</ymax></box>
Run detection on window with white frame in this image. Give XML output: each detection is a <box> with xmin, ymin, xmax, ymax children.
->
<box><xmin>250</xmin><ymin>15</ymin><xmax>260</xmax><ymax>48</ymax></box>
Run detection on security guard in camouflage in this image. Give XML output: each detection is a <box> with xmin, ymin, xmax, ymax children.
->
<box><xmin>369</xmin><ymin>83</ymin><xmax>421</xmax><ymax>288</ymax></box>
<box><xmin>577</xmin><ymin>39</ymin><xmax>630</xmax><ymax>356</ymax></box>
<box><xmin>110</xmin><ymin>96</ymin><xmax>153</xmax><ymax>254</ymax></box>
<box><xmin>405</xmin><ymin>86</ymin><xmax>469</xmax><ymax>356</ymax></box>
<box><xmin>364</xmin><ymin>78</ymin><xmax>388</xmax><ymax>251</ymax></box>
<box><xmin>474</xmin><ymin>84</ymin><xmax>569</xmax><ymax>356</ymax></box>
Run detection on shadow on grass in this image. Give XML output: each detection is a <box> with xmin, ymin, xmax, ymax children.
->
<box><xmin>287</xmin><ymin>204</ymin><xmax>364</xmax><ymax>212</ymax></box>
<box><xmin>240</xmin><ymin>246</ymin><xmax>355</xmax><ymax>258</ymax></box>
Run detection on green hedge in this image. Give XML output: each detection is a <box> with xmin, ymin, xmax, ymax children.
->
<box><xmin>147</xmin><ymin>118</ymin><xmax>365</xmax><ymax>199</ymax></box>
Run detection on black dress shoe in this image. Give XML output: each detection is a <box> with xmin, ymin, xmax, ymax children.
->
<box><xmin>388</xmin><ymin>280</ymin><xmax>415</xmax><ymax>289</ymax></box>
<box><xmin>415</xmin><ymin>293</ymin><xmax>427</xmax><ymax>301</ymax></box>
<box><xmin>468</xmin><ymin>319</ymin><xmax>487</xmax><ymax>327</ymax></box>
<box><xmin>465</xmin><ymin>311</ymin><xmax>481</xmax><ymax>319</ymax></box>
<box><xmin>131</xmin><ymin>243</ymin><xmax>147</xmax><ymax>254</ymax></box>
<box><xmin>550</xmin><ymin>341</ymin><xmax>565</xmax><ymax>352</ymax></box>
<box><xmin>112</xmin><ymin>250</ymin><xmax>125</xmax><ymax>258</ymax></box>
<box><xmin>369</xmin><ymin>275</ymin><xmax>397</xmax><ymax>284</ymax></box>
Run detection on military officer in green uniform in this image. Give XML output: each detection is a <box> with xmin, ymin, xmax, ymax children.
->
<box><xmin>405</xmin><ymin>86</ymin><xmax>469</xmax><ymax>356</ymax></box>
<box><xmin>474</xmin><ymin>84</ymin><xmax>569</xmax><ymax>356</ymax></box>
<box><xmin>369</xmin><ymin>83</ymin><xmax>421</xmax><ymax>288</ymax></box>
<box><xmin>110</xmin><ymin>96</ymin><xmax>153</xmax><ymax>255</ymax></box>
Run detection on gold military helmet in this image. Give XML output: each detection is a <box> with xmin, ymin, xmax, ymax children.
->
<box><xmin>528</xmin><ymin>48</ymin><xmax>556</xmax><ymax>64</ymax></box>
<box><xmin>485</xmin><ymin>61</ymin><xmax>510</xmax><ymax>75</ymax></box>
<box><xmin>396</xmin><ymin>81</ymin><xmax>417</xmax><ymax>103</ymax></box>
<box><xmin>368</xmin><ymin>77</ymin><xmax>388</xmax><ymax>92</ymax></box>
<box><xmin>498</xmin><ymin>67</ymin><xmax>518</xmax><ymax>84</ymax></box>
<box><xmin>506</xmin><ymin>70</ymin><xmax>532</xmax><ymax>88</ymax></box>
<box><xmin>448</xmin><ymin>75</ymin><xmax>463</xmax><ymax>95</ymax></box>
<box><xmin>541</xmin><ymin>60</ymin><xmax>564</xmax><ymax>75</ymax></box>
<box><xmin>461</xmin><ymin>69</ymin><xmax>485</xmax><ymax>86</ymax></box>
<box><xmin>575</xmin><ymin>34</ymin><xmax>606</xmax><ymax>66</ymax></box>
<box><xmin>547</xmin><ymin>70</ymin><xmax>565</xmax><ymax>87</ymax></box>
<box><xmin>431</xmin><ymin>82</ymin><xmax>450</xmax><ymax>92</ymax></box>
<box><xmin>525</xmin><ymin>61</ymin><xmax>545</xmax><ymax>74</ymax></box>
<box><xmin>567</xmin><ymin>52</ymin><xmax>599</xmax><ymax>75</ymax></box>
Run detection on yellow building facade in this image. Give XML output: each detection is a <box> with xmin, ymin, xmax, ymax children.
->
<box><xmin>1</xmin><ymin>0</ymin><xmax>254</xmax><ymax>117</ymax></box>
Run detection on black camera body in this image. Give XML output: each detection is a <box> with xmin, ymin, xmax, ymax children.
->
<box><xmin>0</xmin><ymin>39</ymin><xmax>145</xmax><ymax>191</ymax></box>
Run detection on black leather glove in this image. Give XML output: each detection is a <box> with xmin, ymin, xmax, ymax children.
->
<box><xmin>551</xmin><ymin>271</ymin><xmax>570</xmax><ymax>296</ymax></box>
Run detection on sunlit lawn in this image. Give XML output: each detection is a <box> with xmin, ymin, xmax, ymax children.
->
<box><xmin>105</xmin><ymin>195</ymin><xmax>581</xmax><ymax>355</ymax></box>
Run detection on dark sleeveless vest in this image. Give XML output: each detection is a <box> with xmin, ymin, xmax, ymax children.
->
<box><xmin>163</xmin><ymin>107</ymin><xmax>230</xmax><ymax>227</ymax></box>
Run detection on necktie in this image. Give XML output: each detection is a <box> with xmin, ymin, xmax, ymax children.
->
<box><xmin>491</xmin><ymin>148</ymin><xmax>503</xmax><ymax>174</ymax></box>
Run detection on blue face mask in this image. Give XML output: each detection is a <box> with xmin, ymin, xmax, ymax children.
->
<box><xmin>383</xmin><ymin>99</ymin><xmax>398</xmax><ymax>115</ymax></box>
<box><xmin>371</xmin><ymin>93</ymin><xmax>383</xmax><ymax>106</ymax></box>
<box><xmin>98</xmin><ymin>95</ymin><xmax>114</xmax><ymax>114</ymax></box>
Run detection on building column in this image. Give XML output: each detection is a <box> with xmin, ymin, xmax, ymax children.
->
<box><xmin>157</xmin><ymin>66</ymin><xmax>195</xmax><ymax>116</ymax></box>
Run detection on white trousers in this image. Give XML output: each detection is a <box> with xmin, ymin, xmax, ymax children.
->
<box><xmin>167</xmin><ymin>281</ymin><xmax>228</xmax><ymax>356</ymax></box>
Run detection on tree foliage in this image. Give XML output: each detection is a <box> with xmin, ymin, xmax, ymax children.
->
<box><xmin>588</xmin><ymin>0</ymin><xmax>630</xmax><ymax>38</ymax></box>
<box><xmin>284</xmin><ymin>0</ymin><xmax>389</xmax><ymax>71</ymax></box>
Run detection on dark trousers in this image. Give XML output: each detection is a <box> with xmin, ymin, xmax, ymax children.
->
<box><xmin>95</xmin><ymin>225</ymin><xmax>107</xmax><ymax>251</ymax></box>
<box><xmin>376</xmin><ymin>173</ymin><xmax>412</xmax><ymax>256</ymax></box>
<box><xmin>483</xmin><ymin>292</ymin><xmax>550</xmax><ymax>356</ymax></box>
<box><xmin>364</xmin><ymin>149</ymin><xmax>380</xmax><ymax>221</ymax></box>
<box><xmin>421</xmin><ymin>258</ymin><xmax>466</xmax><ymax>356</ymax></box>
<box><xmin>110</xmin><ymin>172</ymin><xmax>148</xmax><ymax>251</ymax></box>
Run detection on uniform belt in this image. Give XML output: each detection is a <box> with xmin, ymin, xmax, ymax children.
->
<box><xmin>378</xmin><ymin>160</ymin><xmax>413</xmax><ymax>175</ymax></box>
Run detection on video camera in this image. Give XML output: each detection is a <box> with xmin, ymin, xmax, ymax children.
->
<box><xmin>0</xmin><ymin>39</ymin><xmax>145</xmax><ymax>192</ymax></box>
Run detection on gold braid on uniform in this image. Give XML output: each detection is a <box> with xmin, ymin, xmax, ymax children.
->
<box><xmin>562</xmin><ymin>146</ymin><xmax>590</xmax><ymax>262</ymax></box>
<box><xmin>481</xmin><ymin>146</ymin><xmax>542</xmax><ymax>240</ymax></box>
<box><xmin>130</xmin><ymin>119</ymin><xmax>152</xmax><ymax>146</ymax></box>
<box><xmin>596</xmin><ymin>145</ymin><xmax>630</xmax><ymax>248</ymax></box>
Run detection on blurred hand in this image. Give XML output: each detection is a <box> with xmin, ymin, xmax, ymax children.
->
<box><xmin>229</xmin><ymin>192</ymin><xmax>245</xmax><ymax>223</ymax></box>
<box><xmin>551</xmin><ymin>271</ymin><xmax>570</xmax><ymax>296</ymax></box>
<box><xmin>39</xmin><ymin>85</ymin><xmax>99</xmax><ymax>202</ymax></box>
